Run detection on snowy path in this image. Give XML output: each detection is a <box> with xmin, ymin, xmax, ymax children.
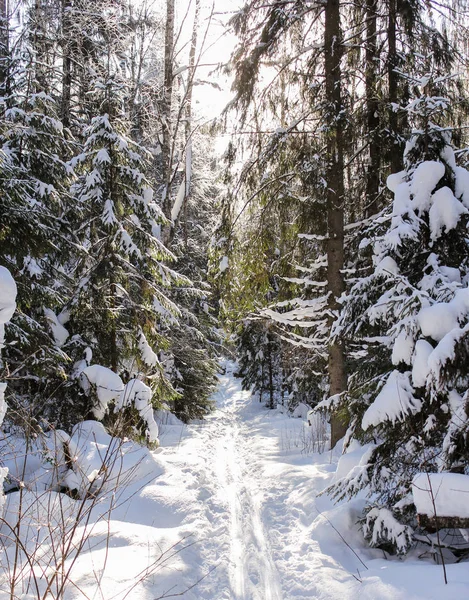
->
<box><xmin>152</xmin><ymin>364</ymin><xmax>351</xmax><ymax>600</ymax></box>
<box><xmin>151</xmin><ymin>364</ymin><xmax>469</xmax><ymax>600</ymax></box>
<box><xmin>199</xmin><ymin>374</ymin><xmax>283</xmax><ymax>600</ymax></box>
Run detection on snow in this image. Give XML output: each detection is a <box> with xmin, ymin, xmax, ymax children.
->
<box><xmin>117</xmin><ymin>378</ymin><xmax>159</xmax><ymax>443</ymax></box>
<box><xmin>365</xmin><ymin>507</ymin><xmax>412</xmax><ymax>554</ymax></box>
<box><xmin>138</xmin><ymin>329</ymin><xmax>160</xmax><ymax>368</ymax></box>
<box><xmin>94</xmin><ymin>147</ymin><xmax>111</xmax><ymax>164</ymax></box>
<box><xmin>454</xmin><ymin>165</ymin><xmax>469</xmax><ymax>209</ymax></box>
<box><xmin>391</xmin><ymin>328</ymin><xmax>415</xmax><ymax>366</ymax></box>
<box><xmin>429</xmin><ymin>187</ymin><xmax>467</xmax><ymax>241</ymax></box>
<box><xmin>418</xmin><ymin>288</ymin><xmax>469</xmax><ymax>344</ymax></box>
<box><xmin>413</xmin><ymin>473</ymin><xmax>469</xmax><ymax>518</ymax></box>
<box><xmin>387</xmin><ymin>170</ymin><xmax>406</xmax><ymax>193</ymax></box>
<box><xmin>219</xmin><ymin>255</ymin><xmax>229</xmax><ymax>273</ymax></box>
<box><xmin>119</xmin><ymin>227</ymin><xmax>141</xmax><ymax>257</ymax></box>
<box><xmin>440</xmin><ymin>265</ymin><xmax>461</xmax><ymax>284</ymax></box>
<box><xmin>410</xmin><ymin>161</ymin><xmax>445</xmax><ymax>214</ymax></box>
<box><xmin>374</xmin><ymin>256</ymin><xmax>399</xmax><ymax>277</ymax></box>
<box><xmin>2</xmin><ymin>365</ymin><xmax>469</xmax><ymax>599</ymax></box>
<box><xmin>44</xmin><ymin>307</ymin><xmax>69</xmax><ymax>346</ymax></box>
<box><xmin>292</xmin><ymin>402</ymin><xmax>310</xmax><ymax>418</ymax></box>
<box><xmin>418</xmin><ymin>302</ymin><xmax>460</xmax><ymax>342</ymax></box>
<box><xmin>0</xmin><ymin>267</ymin><xmax>16</xmax><ymax>515</ymax></box>
<box><xmin>23</xmin><ymin>255</ymin><xmax>43</xmax><ymax>278</ymax></box>
<box><xmin>412</xmin><ymin>339</ymin><xmax>434</xmax><ymax>387</ymax></box>
<box><xmin>171</xmin><ymin>180</ymin><xmax>186</xmax><ymax>222</ymax></box>
<box><xmin>0</xmin><ymin>266</ymin><xmax>16</xmax><ymax>423</ymax></box>
<box><xmin>68</xmin><ymin>420</ymin><xmax>160</xmax><ymax>495</ymax></box>
<box><xmin>79</xmin><ymin>365</ymin><xmax>124</xmax><ymax>420</ymax></box>
<box><xmin>334</xmin><ymin>439</ymin><xmax>374</xmax><ymax>482</ymax></box>
<box><xmin>362</xmin><ymin>370</ymin><xmax>421</xmax><ymax>430</ymax></box>
<box><xmin>0</xmin><ymin>265</ymin><xmax>17</xmax><ymax>326</ymax></box>
<box><xmin>102</xmin><ymin>198</ymin><xmax>117</xmax><ymax>225</ymax></box>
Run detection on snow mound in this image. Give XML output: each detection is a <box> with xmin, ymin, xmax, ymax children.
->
<box><xmin>292</xmin><ymin>402</ymin><xmax>310</xmax><ymax>419</ymax></box>
<box><xmin>0</xmin><ymin>265</ymin><xmax>17</xmax><ymax>325</ymax></box>
<box><xmin>69</xmin><ymin>420</ymin><xmax>161</xmax><ymax>495</ymax></box>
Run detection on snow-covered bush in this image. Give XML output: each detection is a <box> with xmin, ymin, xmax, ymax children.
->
<box><xmin>0</xmin><ymin>266</ymin><xmax>17</xmax><ymax>513</ymax></box>
<box><xmin>326</xmin><ymin>92</ymin><xmax>469</xmax><ymax>553</ymax></box>
<box><xmin>116</xmin><ymin>379</ymin><xmax>159</xmax><ymax>444</ymax></box>
<box><xmin>79</xmin><ymin>364</ymin><xmax>125</xmax><ymax>420</ymax></box>
<box><xmin>78</xmin><ymin>363</ymin><xmax>159</xmax><ymax>445</ymax></box>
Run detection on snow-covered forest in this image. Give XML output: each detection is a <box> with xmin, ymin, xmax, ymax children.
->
<box><xmin>2</xmin><ymin>0</ymin><xmax>469</xmax><ymax>597</ymax></box>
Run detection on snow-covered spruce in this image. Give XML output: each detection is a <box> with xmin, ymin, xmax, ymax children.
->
<box><xmin>0</xmin><ymin>88</ymin><xmax>74</xmax><ymax>426</ymax></box>
<box><xmin>325</xmin><ymin>123</ymin><xmax>469</xmax><ymax>552</ymax></box>
<box><xmin>68</xmin><ymin>84</ymin><xmax>189</xmax><ymax>423</ymax></box>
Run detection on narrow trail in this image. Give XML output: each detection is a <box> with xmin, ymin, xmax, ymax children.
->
<box><xmin>190</xmin><ymin>366</ymin><xmax>284</xmax><ymax>600</ymax></box>
<box><xmin>155</xmin><ymin>361</ymin><xmax>354</xmax><ymax>600</ymax></box>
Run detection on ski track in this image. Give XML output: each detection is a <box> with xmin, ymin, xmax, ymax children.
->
<box><xmin>183</xmin><ymin>371</ymin><xmax>284</xmax><ymax>600</ymax></box>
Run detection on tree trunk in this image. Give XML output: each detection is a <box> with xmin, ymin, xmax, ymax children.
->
<box><xmin>365</xmin><ymin>0</ymin><xmax>380</xmax><ymax>217</ymax></box>
<box><xmin>181</xmin><ymin>0</ymin><xmax>200</xmax><ymax>246</ymax></box>
<box><xmin>267</xmin><ymin>333</ymin><xmax>274</xmax><ymax>409</ymax></box>
<box><xmin>0</xmin><ymin>0</ymin><xmax>8</xmax><ymax>93</ymax></box>
<box><xmin>61</xmin><ymin>0</ymin><xmax>72</xmax><ymax>128</ymax></box>
<box><xmin>387</xmin><ymin>0</ymin><xmax>402</xmax><ymax>174</ymax></box>
<box><xmin>325</xmin><ymin>0</ymin><xmax>347</xmax><ymax>448</ymax></box>
<box><xmin>162</xmin><ymin>0</ymin><xmax>175</xmax><ymax>222</ymax></box>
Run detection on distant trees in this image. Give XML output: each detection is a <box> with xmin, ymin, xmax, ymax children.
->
<box><xmin>221</xmin><ymin>0</ymin><xmax>467</xmax><ymax>417</ymax></box>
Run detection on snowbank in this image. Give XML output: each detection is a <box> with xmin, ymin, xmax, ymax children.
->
<box><xmin>0</xmin><ymin>266</ymin><xmax>17</xmax><ymax>325</ymax></box>
<box><xmin>292</xmin><ymin>402</ymin><xmax>310</xmax><ymax>419</ymax></box>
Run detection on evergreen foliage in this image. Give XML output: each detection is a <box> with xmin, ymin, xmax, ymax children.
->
<box><xmin>326</xmin><ymin>83</ymin><xmax>469</xmax><ymax>553</ymax></box>
<box><xmin>0</xmin><ymin>0</ymin><xmax>221</xmax><ymax>436</ymax></box>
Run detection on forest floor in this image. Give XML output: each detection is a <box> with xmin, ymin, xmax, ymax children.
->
<box><xmin>4</xmin><ymin>362</ymin><xmax>469</xmax><ymax>599</ymax></box>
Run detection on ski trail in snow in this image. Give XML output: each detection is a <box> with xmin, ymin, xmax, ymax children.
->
<box><xmin>198</xmin><ymin>369</ymin><xmax>283</xmax><ymax>600</ymax></box>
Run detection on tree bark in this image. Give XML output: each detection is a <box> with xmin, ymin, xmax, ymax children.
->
<box><xmin>365</xmin><ymin>0</ymin><xmax>380</xmax><ymax>217</ymax></box>
<box><xmin>180</xmin><ymin>0</ymin><xmax>200</xmax><ymax>246</ymax></box>
<box><xmin>0</xmin><ymin>0</ymin><xmax>8</xmax><ymax>93</ymax></box>
<box><xmin>267</xmin><ymin>332</ymin><xmax>274</xmax><ymax>409</ymax></box>
<box><xmin>387</xmin><ymin>0</ymin><xmax>402</xmax><ymax>174</ymax></box>
<box><xmin>61</xmin><ymin>0</ymin><xmax>72</xmax><ymax>128</ymax></box>
<box><xmin>162</xmin><ymin>0</ymin><xmax>175</xmax><ymax>222</ymax></box>
<box><xmin>325</xmin><ymin>0</ymin><xmax>347</xmax><ymax>448</ymax></box>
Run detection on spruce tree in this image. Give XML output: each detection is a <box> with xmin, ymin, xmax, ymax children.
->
<box><xmin>326</xmin><ymin>80</ymin><xmax>469</xmax><ymax>553</ymax></box>
<box><xmin>67</xmin><ymin>77</ymin><xmax>183</xmax><ymax>423</ymax></box>
<box><xmin>0</xmin><ymin>37</ymin><xmax>74</xmax><ymax>425</ymax></box>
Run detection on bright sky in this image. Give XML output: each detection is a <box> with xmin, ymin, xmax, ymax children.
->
<box><xmin>176</xmin><ymin>0</ymin><xmax>242</xmax><ymax>120</ymax></box>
